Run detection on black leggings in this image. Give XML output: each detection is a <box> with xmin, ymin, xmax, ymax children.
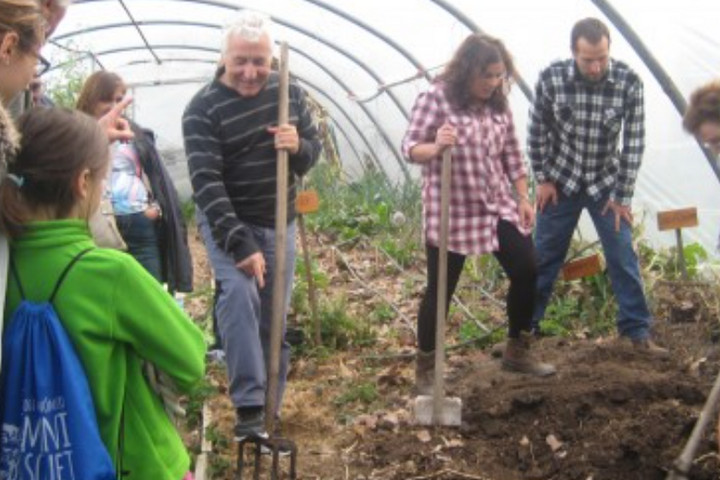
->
<box><xmin>417</xmin><ymin>219</ymin><xmax>537</xmax><ymax>352</ymax></box>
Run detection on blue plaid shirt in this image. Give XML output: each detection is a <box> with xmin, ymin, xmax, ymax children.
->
<box><xmin>527</xmin><ymin>59</ymin><xmax>644</xmax><ymax>206</ymax></box>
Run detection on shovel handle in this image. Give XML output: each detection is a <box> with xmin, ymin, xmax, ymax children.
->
<box><xmin>432</xmin><ymin>149</ymin><xmax>452</xmax><ymax>423</ymax></box>
<box><xmin>669</xmin><ymin>367</ymin><xmax>720</xmax><ymax>478</ymax></box>
<box><xmin>266</xmin><ymin>42</ymin><xmax>289</xmax><ymax>435</ymax></box>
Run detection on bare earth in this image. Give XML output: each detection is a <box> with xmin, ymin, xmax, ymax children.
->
<box><xmin>186</xmin><ymin>226</ymin><xmax>720</xmax><ymax>480</ymax></box>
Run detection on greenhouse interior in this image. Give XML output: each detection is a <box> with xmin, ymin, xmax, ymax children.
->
<box><xmin>3</xmin><ymin>0</ymin><xmax>720</xmax><ymax>479</ymax></box>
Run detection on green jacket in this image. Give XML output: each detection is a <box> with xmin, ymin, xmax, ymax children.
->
<box><xmin>4</xmin><ymin>220</ymin><xmax>206</xmax><ymax>480</ymax></box>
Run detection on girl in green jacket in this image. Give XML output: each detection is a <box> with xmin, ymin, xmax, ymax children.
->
<box><xmin>0</xmin><ymin>107</ymin><xmax>206</xmax><ymax>480</ymax></box>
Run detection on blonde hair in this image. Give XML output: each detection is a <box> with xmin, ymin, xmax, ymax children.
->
<box><xmin>0</xmin><ymin>0</ymin><xmax>44</xmax><ymax>54</ymax></box>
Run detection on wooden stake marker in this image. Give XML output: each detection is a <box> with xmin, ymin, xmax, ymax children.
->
<box><xmin>295</xmin><ymin>182</ymin><xmax>321</xmax><ymax>346</ymax></box>
<box><xmin>562</xmin><ymin>253</ymin><xmax>603</xmax><ymax>281</ymax></box>
<box><xmin>657</xmin><ymin>207</ymin><xmax>698</xmax><ymax>279</ymax></box>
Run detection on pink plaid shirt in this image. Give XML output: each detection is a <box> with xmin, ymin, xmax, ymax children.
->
<box><xmin>402</xmin><ymin>82</ymin><xmax>529</xmax><ymax>255</ymax></box>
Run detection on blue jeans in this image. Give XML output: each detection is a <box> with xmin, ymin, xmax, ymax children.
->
<box><xmin>532</xmin><ymin>190</ymin><xmax>652</xmax><ymax>340</ymax></box>
<box><xmin>198</xmin><ymin>212</ymin><xmax>296</xmax><ymax>411</ymax></box>
<box><xmin>115</xmin><ymin>212</ymin><xmax>162</xmax><ymax>282</ymax></box>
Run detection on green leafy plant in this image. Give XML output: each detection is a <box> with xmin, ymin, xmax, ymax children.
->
<box><xmin>184</xmin><ymin>378</ymin><xmax>216</xmax><ymax>430</ymax></box>
<box><xmin>181</xmin><ymin>200</ymin><xmax>196</xmax><ymax>225</ymax></box>
<box><xmin>369</xmin><ymin>302</ymin><xmax>395</xmax><ymax>324</ymax></box>
<box><xmin>208</xmin><ymin>455</ymin><xmax>232</xmax><ymax>478</ymax></box>
<box><xmin>204</xmin><ymin>423</ymin><xmax>229</xmax><ymax>450</ymax></box>
<box><xmin>539</xmin><ymin>295</ymin><xmax>577</xmax><ymax>337</ymax></box>
<box><xmin>334</xmin><ymin>381</ymin><xmax>378</xmax><ymax>407</ymax></box>
<box><xmin>292</xmin><ymin>255</ymin><xmax>329</xmax><ymax>322</ymax></box>
<box><xmin>680</xmin><ymin>242</ymin><xmax>708</xmax><ymax>278</ymax></box>
<box><xmin>45</xmin><ymin>42</ymin><xmax>93</xmax><ymax>108</ymax></box>
<box><xmin>458</xmin><ymin>319</ymin><xmax>486</xmax><ymax>343</ymax></box>
<box><xmin>316</xmin><ymin>295</ymin><xmax>376</xmax><ymax>350</ymax></box>
<box><xmin>378</xmin><ymin>236</ymin><xmax>416</xmax><ymax>268</ymax></box>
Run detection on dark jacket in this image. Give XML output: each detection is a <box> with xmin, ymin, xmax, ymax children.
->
<box><xmin>131</xmin><ymin>121</ymin><xmax>193</xmax><ymax>293</ymax></box>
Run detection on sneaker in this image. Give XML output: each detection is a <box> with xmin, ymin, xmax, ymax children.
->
<box><xmin>206</xmin><ymin>349</ymin><xmax>225</xmax><ymax>364</ymax></box>
<box><xmin>631</xmin><ymin>338</ymin><xmax>670</xmax><ymax>357</ymax></box>
<box><xmin>260</xmin><ymin>442</ymin><xmax>293</xmax><ymax>457</ymax></box>
<box><xmin>234</xmin><ymin>407</ymin><xmax>268</xmax><ymax>442</ymax></box>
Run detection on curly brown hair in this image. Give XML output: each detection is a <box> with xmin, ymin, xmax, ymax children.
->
<box><xmin>437</xmin><ymin>33</ymin><xmax>515</xmax><ymax>113</ymax></box>
<box><xmin>683</xmin><ymin>80</ymin><xmax>720</xmax><ymax>134</ymax></box>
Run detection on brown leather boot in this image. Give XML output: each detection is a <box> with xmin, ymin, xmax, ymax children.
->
<box><xmin>490</xmin><ymin>341</ymin><xmax>506</xmax><ymax>358</ymax></box>
<box><xmin>631</xmin><ymin>338</ymin><xmax>670</xmax><ymax>357</ymax></box>
<box><xmin>415</xmin><ymin>350</ymin><xmax>435</xmax><ymax>395</ymax></box>
<box><xmin>502</xmin><ymin>332</ymin><xmax>556</xmax><ymax>376</ymax></box>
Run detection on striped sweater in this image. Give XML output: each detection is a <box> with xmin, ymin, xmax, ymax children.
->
<box><xmin>183</xmin><ymin>72</ymin><xmax>321</xmax><ymax>262</ymax></box>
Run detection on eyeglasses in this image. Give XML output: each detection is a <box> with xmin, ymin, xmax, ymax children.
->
<box><xmin>0</xmin><ymin>22</ymin><xmax>48</xmax><ymax>74</ymax></box>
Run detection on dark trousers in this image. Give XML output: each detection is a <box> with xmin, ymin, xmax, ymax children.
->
<box><xmin>417</xmin><ymin>219</ymin><xmax>537</xmax><ymax>352</ymax></box>
<box><xmin>115</xmin><ymin>212</ymin><xmax>162</xmax><ymax>282</ymax></box>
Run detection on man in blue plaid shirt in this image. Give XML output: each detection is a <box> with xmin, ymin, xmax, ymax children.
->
<box><xmin>527</xmin><ymin>17</ymin><xmax>666</xmax><ymax>354</ymax></box>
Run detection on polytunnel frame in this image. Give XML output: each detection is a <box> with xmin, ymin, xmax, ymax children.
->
<box><xmin>47</xmin><ymin>39</ymin><xmax>398</xmax><ymax>180</ymax></box>
<box><xmin>589</xmin><ymin>0</ymin><xmax>720</xmax><ymax>184</ymax></box>
<box><xmin>91</xmin><ymin>49</ymin><xmax>387</xmax><ymax>182</ymax></box>
<box><xmin>119</xmin><ymin>68</ymin><xmax>373</xmax><ymax>179</ymax></box>
<box><xmin>57</xmin><ymin>0</ymin><xmax>717</xmax><ymax>187</ymax></box>
<box><xmin>69</xmin><ymin>0</ymin><xmax>419</xmax><ymax>181</ymax></box>
<box><xmin>57</xmin><ymin>0</ymin><xmax>554</xmax><ymax>185</ymax></box>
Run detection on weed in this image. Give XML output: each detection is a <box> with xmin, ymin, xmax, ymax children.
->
<box><xmin>208</xmin><ymin>455</ymin><xmax>232</xmax><ymax>478</ymax></box>
<box><xmin>315</xmin><ymin>296</ymin><xmax>376</xmax><ymax>350</ymax></box>
<box><xmin>378</xmin><ymin>236</ymin><xmax>417</xmax><ymax>267</ymax></box>
<box><xmin>185</xmin><ymin>378</ymin><xmax>216</xmax><ymax>430</ymax></box>
<box><xmin>181</xmin><ymin>199</ymin><xmax>196</xmax><ymax>224</ymax></box>
<box><xmin>369</xmin><ymin>302</ymin><xmax>395</xmax><ymax>324</ymax></box>
<box><xmin>205</xmin><ymin>423</ymin><xmax>229</xmax><ymax>450</ymax></box>
<box><xmin>183</xmin><ymin>285</ymin><xmax>216</xmax><ymax>346</ymax></box>
<box><xmin>334</xmin><ymin>381</ymin><xmax>378</xmax><ymax>407</ymax></box>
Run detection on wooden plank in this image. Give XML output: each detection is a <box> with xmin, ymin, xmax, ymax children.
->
<box><xmin>194</xmin><ymin>403</ymin><xmax>213</xmax><ymax>480</ymax></box>
<box><xmin>562</xmin><ymin>253</ymin><xmax>602</xmax><ymax>281</ymax></box>
<box><xmin>296</xmin><ymin>189</ymin><xmax>320</xmax><ymax>214</ymax></box>
<box><xmin>201</xmin><ymin>403</ymin><xmax>213</xmax><ymax>453</ymax></box>
<box><xmin>657</xmin><ymin>207</ymin><xmax>698</xmax><ymax>231</ymax></box>
<box><xmin>194</xmin><ymin>454</ymin><xmax>207</xmax><ymax>480</ymax></box>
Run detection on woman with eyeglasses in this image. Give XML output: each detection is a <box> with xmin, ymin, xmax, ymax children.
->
<box><xmin>0</xmin><ymin>0</ymin><xmax>44</xmax><ymax>123</ymax></box>
<box><xmin>76</xmin><ymin>71</ymin><xmax>193</xmax><ymax>294</ymax></box>
<box><xmin>0</xmin><ymin>1</ymin><xmax>46</xmax><ymax>381</ymax></box>
<box><xmin>402</xmin><ymin>34</ymin><xmax>556</xmax><ymax>395</ymax></box>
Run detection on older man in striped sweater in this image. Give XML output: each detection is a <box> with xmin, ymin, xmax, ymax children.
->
<box><xmin>182</xmin><ymin>11</ymin><xmax>321</xmax><ymax>441</ymax></box>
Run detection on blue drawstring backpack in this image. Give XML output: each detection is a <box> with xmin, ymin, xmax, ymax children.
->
<box><xmin>0</xmin><ymin>248</ymin><xmax>118</xmax><ymax>480</ymax></box>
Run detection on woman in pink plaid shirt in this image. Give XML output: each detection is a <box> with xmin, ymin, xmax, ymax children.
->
<box><xmin>402</xmin><ymin>34</ymin><xmax>556</xmax><ymax>393</ymax></box>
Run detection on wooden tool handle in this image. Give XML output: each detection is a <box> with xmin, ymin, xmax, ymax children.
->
<box><xmin>433</xmin><ymin>148</ymin><xmax>452</xmax><ymax>423</ymax></box>
<box><xmin>266</xmin><ymin>42</ymin><xmax>289</xmax><ymax>435</ymax></box>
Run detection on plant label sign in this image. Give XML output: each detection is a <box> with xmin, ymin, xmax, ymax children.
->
<box><xmin>562</xmin><ymin>254</ymin><xmax>602</xmax><ymax>281</ymax></box>
<box><xmin>657</xmin><ymin>207</ymin><xmax>698</xmax><ymax>231</ymax></box>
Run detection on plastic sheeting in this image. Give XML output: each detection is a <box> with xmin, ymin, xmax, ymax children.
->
<box><xmin>46</xmin><ymin>0</ymin><xmax>720</xmax><ymax>254</ymax></box>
